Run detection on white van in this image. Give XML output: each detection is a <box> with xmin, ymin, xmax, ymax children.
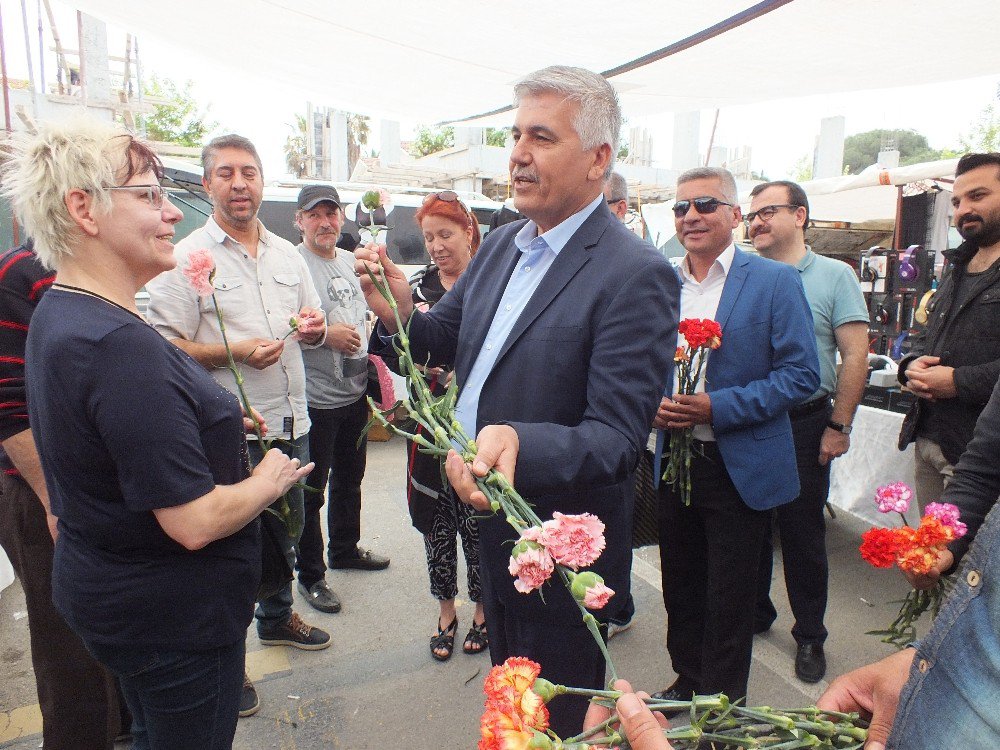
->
<box><xmin>160</xmin><ymin>157</ymin><xmax>504</xmax><ymax>279</ymax></box>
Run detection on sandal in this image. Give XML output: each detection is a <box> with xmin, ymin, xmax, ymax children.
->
<box><xmin>430</xmin><ymin>616</ymin><xmax>458</xmax><ymax>661</ymax></box>
<box><xmin>463</xmin><ymin>620</ymin><xmax>489</xmax><ymax>655</ymax></box>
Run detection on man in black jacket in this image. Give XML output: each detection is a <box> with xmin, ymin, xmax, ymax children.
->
<box><xmin>898</xmin><ymin>152</ymin><xmax>1000</xmax><ymax>508</ymax></box>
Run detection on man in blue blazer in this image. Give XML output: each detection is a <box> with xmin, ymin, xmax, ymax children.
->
<box><xmin>652</xmin><ymin>167</ymin><xmax>819</xmax><ymax>705</ymax></box>
<box><xmin>357</xmin><ymin>66</ymin><xmax>679</xmax><ymax>736</ymax></box>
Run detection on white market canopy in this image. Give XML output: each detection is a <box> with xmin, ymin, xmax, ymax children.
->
<box><xmin>71</xmin><ymin>0</ymin><xmax>1000</xmax><ymax>124</ymax></box>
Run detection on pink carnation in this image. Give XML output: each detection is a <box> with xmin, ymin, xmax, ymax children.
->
<box><xmin>539</xmin><ymin>512</ymin><xmax>606</xmax><ymax>570</ymax></box>
<box><xmin>183</xmin><ymin>248</ymin><xmax>216</xmax><ymax>297</ymax></box>
<box><xmin>508</xmin><ymin>540</ymin><xmax>554</xmax><ymax>594</ymax></box>
<box><xmin>875</xmin><ymin>482</ymin><xmax>913</xmax><ymax>514</ymax></box>
<box><xmin>368</xmin><ymin>355</ymin><xmax>396</xmax><ymax>411</ymax></box>
<box><xmin>582</xmin><ymin>581</ymin><xmax>615</xmax><ymax>610</ymax></box>
<box><xmin>924</xmin><ymin>502</ymin><xmax>968</xmax><ymax>538</ymax></box>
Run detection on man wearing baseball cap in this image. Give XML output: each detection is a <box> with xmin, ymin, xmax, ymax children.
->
<box><xmin>294</xmin><ymin>184</ymin><xmax>390</xmax><ymax>618</ymax></box>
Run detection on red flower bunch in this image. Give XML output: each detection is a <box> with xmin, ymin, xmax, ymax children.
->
<box><xmin>663</xmin><ymin>317</ymin><xmax>723</xmax><ymax>505</ymax></box>
<box><xmin>678</xmin><ymin>317</ymin><xmax>722</xmax><ymax>351</ymax></box>
<box><xmin>861</xmin><ymin>483</ymin><xmax>967</xmax><ymax>648</ymax></box>
<box><xmin>479</xmin><ymin>658</ymin><xmax>550</xmax><ymax>750</ymax></box>
<box><xmin>859</xmin><ymin>486</ymin><xmax>964</xmax><ymax>575</ymax></box>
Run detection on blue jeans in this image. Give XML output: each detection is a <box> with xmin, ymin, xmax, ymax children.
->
<box><xmin>888</xmin><ymin>499</ymin><xmax>1000</xmax><ymax>747</ymax></box>
<box><xmin>86</xmin><ymin>639</ymin><xmax>244</xmax><ymax>750</ymax></box>
<box><xmin>250</xmin><ymin>434</ymin><xmax>308</xmax><ymax>631</ymax></box>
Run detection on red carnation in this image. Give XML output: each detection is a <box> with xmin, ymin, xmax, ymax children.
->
<box><xmin>859</xmin><ymin>527</ymin><xmax>906</xmax><ymax>568</ymax></box>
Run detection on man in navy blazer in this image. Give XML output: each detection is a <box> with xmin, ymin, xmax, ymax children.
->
<box><xmin>357</xmin><ymin>66</ymin><xmax>679</xmax><ymax>736</ymax></box>
<box><xmin>652</xmin><ymin>167</ymin><xmax>819</xmax><ymax>705</ymax></box>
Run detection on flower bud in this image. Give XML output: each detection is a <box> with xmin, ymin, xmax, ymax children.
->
<box><xmin>531</xmin><ymin>677</ymin><xmax>561</xmax><ymax>703</ymax></box>
<box><xmin>528</xmin><ymin>732</ymin><xmax>554</xmax><ymax>749</ymax></box>
<box><xmin>361</xmin><ymin>190</ymin><xmax>382</xmax><ymax>210</ymax></box>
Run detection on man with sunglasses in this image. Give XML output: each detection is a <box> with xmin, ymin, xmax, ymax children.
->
<box><xmin>747</xmin><ymin>180</ymin><xmax>869</xmax><ymax>684</ymax></box>
<box><xmin>652</xmin><ymin>167</ymin><xmax>819</xmax><ymax>707</ymax></box>
<box><xmin>357</xmin><ymin>65</ymin><xmax>679</xmax><ymax>737</ymax></box>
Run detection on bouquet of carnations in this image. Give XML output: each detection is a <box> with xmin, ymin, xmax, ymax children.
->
<box><xmin>661</xmin><ymin>318</ymin><xmax>721</xmax><ymax>506</ymax></box>
<box><xmin>478</xmin><ymin>657</ymin><xmax>870</xmax><ymax>749</ymax></box>
<box><xmin>860</xmin><ymin>482</ymin><xmax>966</xmax><ymax>649</ymax></box>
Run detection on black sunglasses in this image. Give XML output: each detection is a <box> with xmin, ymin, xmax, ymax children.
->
<box><xmin>672</xmin><ymin>196</ymin><xmax>734</xmax><ymax>217</ymax></box>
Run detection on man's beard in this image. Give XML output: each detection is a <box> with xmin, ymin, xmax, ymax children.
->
<box><xmin>958</xmin><ymin>211</ymin><xmax>1000</xmax><ymax>247</ymax></box>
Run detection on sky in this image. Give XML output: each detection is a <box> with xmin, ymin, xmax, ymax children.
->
<box><xmin>3</xmin><ymin>2</ymin><xmax>998</xmax><ymax>183</ymax></box>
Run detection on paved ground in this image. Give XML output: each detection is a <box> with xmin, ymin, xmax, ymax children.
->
<box><xmin>0</xmin><ymin>438</ymin><xmax>917</xmax><ymax>749</ymax></box>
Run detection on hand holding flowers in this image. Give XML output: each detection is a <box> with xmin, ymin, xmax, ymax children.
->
<box><xmin>860</xmin><ymin>482</ymin><xmax>966</xmax><ymax>648</ymax></box>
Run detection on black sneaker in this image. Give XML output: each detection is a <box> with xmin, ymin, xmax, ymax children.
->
<box><xmin>238</xmin><ymin>674</ymin><xmax>260</xmax><ymax>718</ymax></box>
<box><xmin>258</xmin><ymin>611</ymin><xmax>331</xmax><ymax>650</ymax></box>
<box><xmin>329</xmin><ymin>547</ymin><xmax>390</xmax><ymax>571</ymax></box>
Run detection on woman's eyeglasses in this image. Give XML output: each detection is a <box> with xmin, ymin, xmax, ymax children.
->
<box><xmin>671</xmin><ymin>196</ymin><xmax>734</xmax><ymax>218</ymax></box>
<box><xmin>106</xmin><ymin>184</ymin><xmax>166</xmax><ymax>210</ymax></box>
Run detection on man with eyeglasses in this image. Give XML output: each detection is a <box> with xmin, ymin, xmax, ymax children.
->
<box><xmin>357</xmin><ymin>65</ymin><xmax>679</xmax><ymax>737</ymax></box>
<box><xmin>651</xmin><ymin>167</ymin><xmax>819</xmax><ymax>707</ymax></box>
<box><xmin>604</xmin><ymin>171</ymin><xmax>645</xmax><ymax>238</ymax></box>
<box><xmin>747</xmin><ymin>180</ymin><xmax>869</xmax><ymax>684</ymax></box>
<box><xmin>146</xmin><ymin>134</ymin><xmax>331</xmax><ymax>718</ymax></box>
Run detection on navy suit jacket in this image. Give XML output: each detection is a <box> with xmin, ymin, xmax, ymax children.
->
<box><xmin>389</xmin><ymin>201</ymin><xmax>680</xmax><ymax>620</ymax></box>
<box><xmin>655</xmin><ymin>247</ymin><xmax>820</xmax><ymax>510</ymax></box>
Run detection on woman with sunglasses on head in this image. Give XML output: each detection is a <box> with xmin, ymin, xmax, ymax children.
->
<box><xmin>390</xmin><ymin>191</ymin><xmax>487</xmax><ymax>660</ymax></box>
<box><xmin>1</xmin><ymin>117</ymin><xmax>313</xmax><ymax>750</ymax></box>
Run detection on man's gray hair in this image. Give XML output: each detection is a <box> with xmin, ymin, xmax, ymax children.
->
<box><xmin>677</xmin><ymin>166</ymin><xmax>738</xmax><ymax>205</ymax></box>
<box><xmin>514</xmin><ymin>65</ymin><xmax>621</xmax><ymax>179</ymax></box>
<box><xmin>605</xmin><ymin>172</ymin><xmax>629</xmax><ymax>203</ymax></box>
<box><xmin>201</xmin><ymin>134</ymin><xmax>263</xmax><ymax>176</ymax></box>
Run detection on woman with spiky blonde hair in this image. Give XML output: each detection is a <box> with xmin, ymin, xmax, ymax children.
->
<box><xmin>1</xmin><ymin>117</ymin><xmax>313</xmax><ymax>750</ymax></box>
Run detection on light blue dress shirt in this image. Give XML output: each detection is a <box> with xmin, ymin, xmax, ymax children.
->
<box><xmin>454</xmin><ymin>193</ymin><xmax>605</xmax><ymax>440</ymax></box>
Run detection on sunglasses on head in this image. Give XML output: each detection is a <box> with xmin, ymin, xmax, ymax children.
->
<box><xmin>423</xmin><ymin>190</ymin><xmax>460</xmax><ymax>205</ymax></box>
<box><xmin>672</xmin><ymin>196</ymin><xmax>734</xmax><ymax>218</ymax></box>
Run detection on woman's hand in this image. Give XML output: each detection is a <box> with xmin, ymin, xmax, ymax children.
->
<box><xmin>253</xmin><ymin>448</ymin><xmax>314</xmax><ymax>499</ymax></box>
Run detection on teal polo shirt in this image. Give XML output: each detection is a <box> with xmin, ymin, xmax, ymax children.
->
<box><xmin>796</xmin><ymin>248</ymin><xmax>869</xmax><ymax>401</ymax></box>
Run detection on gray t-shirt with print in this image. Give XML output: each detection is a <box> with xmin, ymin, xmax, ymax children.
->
<box><xmin>298</xmin><ymin>244</ymin><xmax>369</xmax><ymax>408</ymax></box>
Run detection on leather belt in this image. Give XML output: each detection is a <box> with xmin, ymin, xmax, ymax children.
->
<box><xmin>789</xmin><ymin>395</ymin><xmax>831</xmax><ymax>420</ymax></box>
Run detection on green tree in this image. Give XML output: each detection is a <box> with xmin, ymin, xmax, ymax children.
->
<box><xmin>137</xmin><ymin>75</ymin><xmax>216</xmax><ymax>147</ymax></box>
<box><xmin>485</xmin><ymin>127</ymin><xmax>509</xmax><ymax>147</ymax></box>
<box><xmin>960</xmin><ymin>103</ymin><xmax>1000</xmax><ymax>153</ymax></box>
<box><xmin>347</xmin><ymin>114</ymin><xmax>371</xmax><ymax>175</ymax></box>
<box><xmin>283</xmin><ymin>114</ymin><xmax>308</xmax><ymax>178</ymax></box>
<box><xmin>410</xmin><ymin>125</ymin><xmax>455</xmax><ymax>157</ymax></box>
<box><xmin>842</xmin><ymin>128</ymin><xmax>943</xmax><ymax>174</ymax></box>
<box><xmin>789</xmin><ymin>153</ymin><xmax>813</xmax><ymax>182</ymax></box>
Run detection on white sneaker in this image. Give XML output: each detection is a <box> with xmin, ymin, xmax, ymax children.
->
<box><xmin>608</xmin><ymin>619</ymin><xmax>634</xmax><ymax>639</ymax></box>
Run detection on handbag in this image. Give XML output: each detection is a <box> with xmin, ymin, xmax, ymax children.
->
<box><xmin>632</xmin><ymin>449</ymin><xmax>659</xmax><ymax>548</ymax></box>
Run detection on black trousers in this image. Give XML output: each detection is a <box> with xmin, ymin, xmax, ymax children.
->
<box><xmin>296</xmin><ymin>397</ymin><xmax>369</xmax><ymax>586</ymax></box>
<box><xmin>754</xmin><ymin>406</ymin><xmax>831</xmax><ymax>645</ymax></box>
<box><xmin>0</xmin><ymin>473</ymin><xmax>123</xmax><ymax>749</ymax></box>
<box><xmin>657</xmin><ymin>442</ymin><xmax>770</xmax><ymax>700</ymax></box>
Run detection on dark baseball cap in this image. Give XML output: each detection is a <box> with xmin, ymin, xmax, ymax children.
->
<box><xmin>297</xmin><ymin>184</ymin><xmax>342</xmax><ymax>211</ymax></box>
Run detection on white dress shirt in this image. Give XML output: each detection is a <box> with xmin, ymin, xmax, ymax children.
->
<box><xmin>677</xmin><ymin>243</ymin><xmax>735</xmax><ymax>441</ymax></box>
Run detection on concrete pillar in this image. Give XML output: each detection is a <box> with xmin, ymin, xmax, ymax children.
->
<box><xmin>329</xmin><ymin>109</ymin><xmax>350</xmax><ymax>181</ymax></box>
<box><xmin>813</xmin><ymin>115</ymin><xmax>845</xmax><ymax>179</ymax></box>
<box><xmin>454</xmin><ymin>127</ymin><xmax>484</xmax><ymax>147</ymax></box>
<box><xmin>672</xmin><ymin>111</ymin><xmax>700</xmax><ymax>171</ymax></box>
<box><xmin>79</xmin><ymin>13</ymin><xmax>111</xmax><ymax>105</ymax></box>
<box><xmin>380</xmin><ymin>119</ymin><xmax>402</xmax><ymax>164</ymax></box>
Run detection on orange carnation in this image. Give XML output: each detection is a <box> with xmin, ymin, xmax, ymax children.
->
<box><xmin>483</xmin><ymin>657</ymin><xmax>549</xmax><ymax>734</ymax></box>
<box><xmin>479</xmin><ymin>706</ymin><xmax>535</xmax><ymax>750</ymax></box>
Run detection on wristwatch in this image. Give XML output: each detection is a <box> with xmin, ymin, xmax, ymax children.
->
<box><xmin>827</xmin><ymin>420</ymin><xmax>852</xmax><ymax>435</ymax></box>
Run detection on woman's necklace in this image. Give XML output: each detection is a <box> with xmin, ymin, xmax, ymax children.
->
<box><xmin>50</xmin><ymin>282</ymin><xmax>146</xmax><ymax>323</ymax></box>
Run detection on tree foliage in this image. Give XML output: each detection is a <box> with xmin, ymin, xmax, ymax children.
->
<box><xmin>138</xmin><ymin>75</ymin><xmax>217</xmax><ymax>147</ymax></box>
<box><xmin>959</xmin><ymin>103</ymin><xmax>1000</xmax><ymax>153</ymax></box>
<box><xmin>842</xmin><ymin>128</ymin><xmax>944</xmax><ymax>174</ymax></box>
<box><xmin>410</xmin><ymin>125</ymin><xmax>455</xmax><ymax>157</ymax></box>
<box><xmin>284</xmin><ymin>114</ymin><xmax>309</xmax><ymax>178</ymax></box>
<box><xmin>486</xmin><ymin>127</ymin><xmax>509</xmax><ymax>147</ymax></box>
<box><xmin>789</xmin><ymin>153</ymin><xmax>813</xmax><ymax>182</ymax></box>
<box><xmin>347</xmin><ymin>114</ymin><xmax>371</xmax><ymax>175</ymax></box>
